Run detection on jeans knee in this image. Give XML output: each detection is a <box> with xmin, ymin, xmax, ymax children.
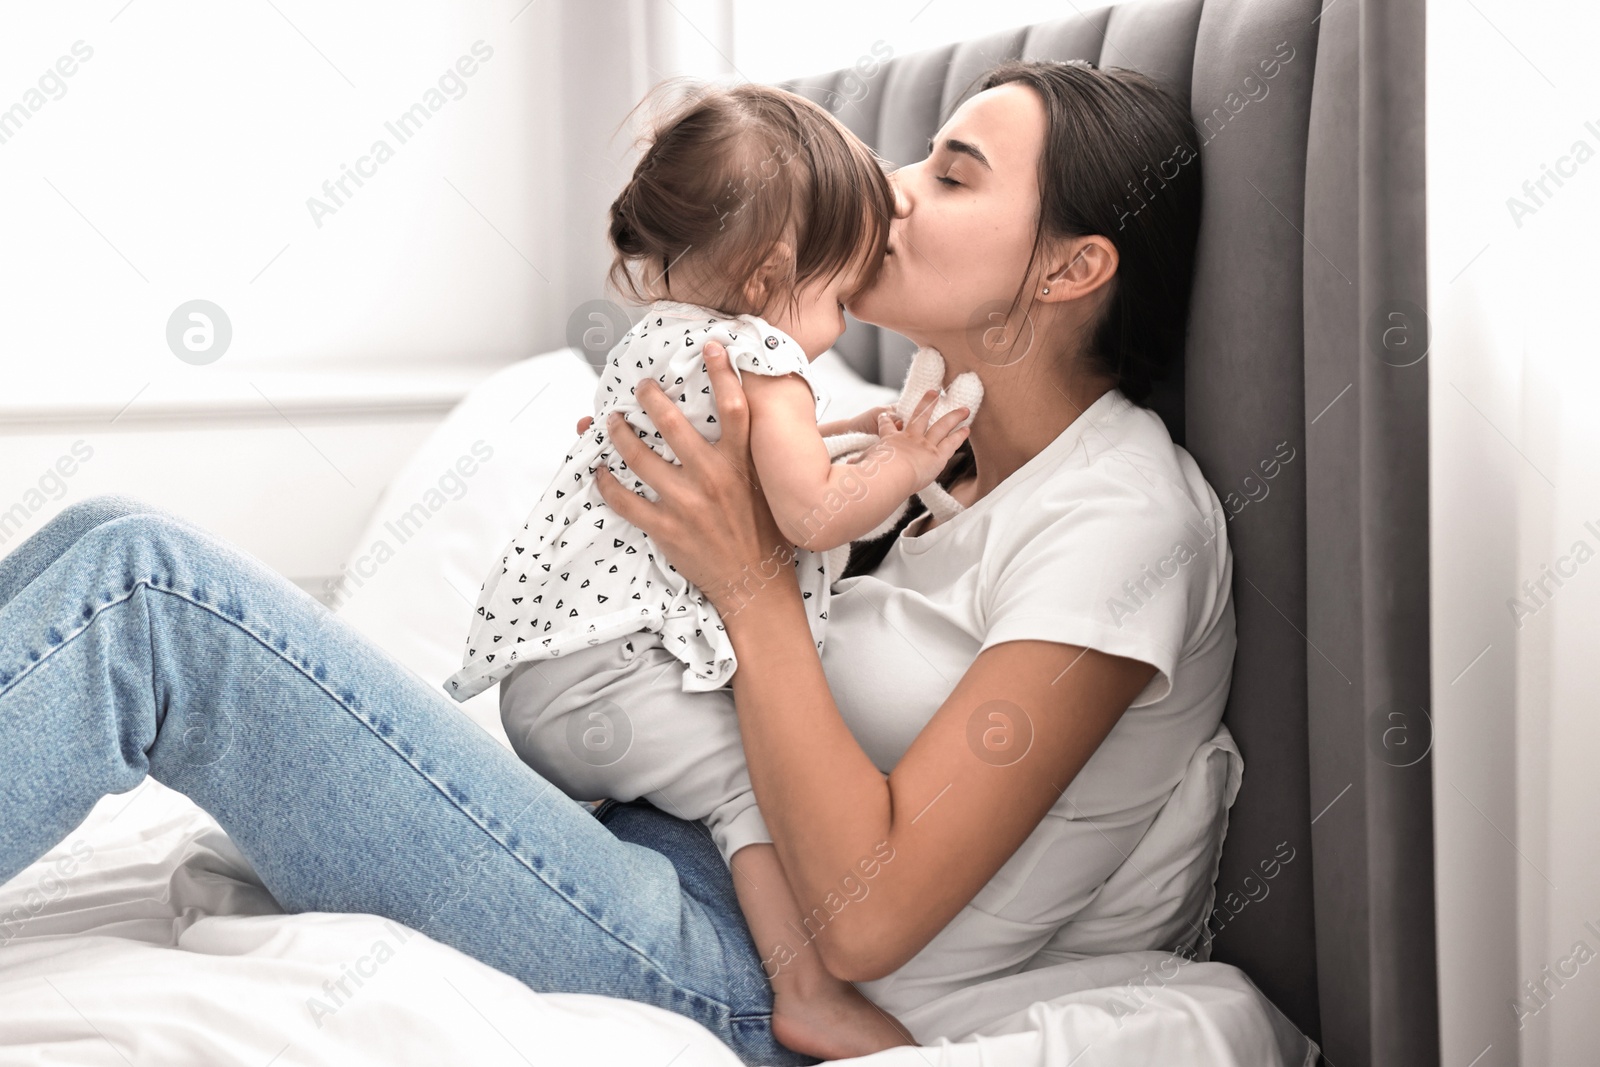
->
<box><xmin>79</xmin><ymin>511</ymin><xmax>207</xmax><ymax>586</ymax></box>
<box><xmin>59</xmin><ymin>494</ymin><xmax>162</xmax><ymax>530</ymax></box>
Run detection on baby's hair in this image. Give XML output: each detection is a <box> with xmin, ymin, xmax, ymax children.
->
<box><xmin>607</xmin><ymin>79</ymin><xmax>894</xmax><ymax>323</ymax></box>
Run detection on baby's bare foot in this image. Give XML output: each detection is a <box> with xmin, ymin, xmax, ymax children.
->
<box><xmin>771</xmin><ymin>979</ymin><xmax>916</xmax><ymax>1060</ymax></box>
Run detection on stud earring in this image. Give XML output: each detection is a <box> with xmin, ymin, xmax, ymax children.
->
<box><xmin>1042</xmin><ymin>287</ymin><xmax>1050</xmax><ymax>294</ymax></box>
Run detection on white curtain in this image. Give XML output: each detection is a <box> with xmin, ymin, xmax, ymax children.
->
<box><xmin>1428</xmin><ymin>1</ymin><xmax>1600</xmax><ymax>1063</ymax></box>
<box><xmin>554</xmin><ymin>0</ymin><xmax>734</xmax><ymax>366</ymax></box>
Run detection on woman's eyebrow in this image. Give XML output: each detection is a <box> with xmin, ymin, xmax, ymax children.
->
<box><xmin>926</xmin><ymin>135</ymin><xmax>992</xmax><ymax>170</ymax></box>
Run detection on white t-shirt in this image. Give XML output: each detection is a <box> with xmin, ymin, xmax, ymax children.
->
<box><xmin>820</xmin><ymin>387</ymin><xmax>1238</xmax><ymax>1016</ymax></box>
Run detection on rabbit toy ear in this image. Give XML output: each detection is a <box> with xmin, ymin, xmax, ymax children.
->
<box><xmin>817</xmin><ymin>345</ymin><xmax>986</xmax><ymax>563</ymax></box>
<box><xmin>893</xmin><ymin>346</ymin><xmax>985</xmax><ymax>429</ymax></box>
<box><xmin>892</xmin><ymin>346</ymin><xmax>949</xmax><ymax>421</ymax></box>
<box><xmin>942</xmin><ymin>371</ymin><xmax>984</xmax><ymax>429</ymax></box>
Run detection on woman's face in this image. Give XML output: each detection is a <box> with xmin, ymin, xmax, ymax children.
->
<box><xmin>846</xmin><ymin>82</ymin><xmax>1048</xmax><ymax>356</ymax></box>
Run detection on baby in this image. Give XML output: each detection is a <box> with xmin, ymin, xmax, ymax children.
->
<box><xmin>444</xmin><ymin>81</ymin><xmax>979</xmax><ymax>1059</ymax></box>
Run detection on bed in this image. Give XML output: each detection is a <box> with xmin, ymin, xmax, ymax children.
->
<box><xmin>0</xmin><ymin>0</ymin><xmax>1349</xmax><ymax>1060</ymax></box>
<box><xmin>0</xmin><ymin>348</ymin><xmax>1314</xmax><ymax>1066</ymax></box>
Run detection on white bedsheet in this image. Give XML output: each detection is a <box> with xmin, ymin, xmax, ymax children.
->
<box><xmin>0</xmin><ymin>779</ymin><xmax>1315</xmax><ymax>1066</ymax></box>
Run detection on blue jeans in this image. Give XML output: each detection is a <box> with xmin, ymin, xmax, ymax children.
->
<box><xmin>0</xmin><ymin>496</ymin><xmax>816</xmax><ymax>1066</ymax></box>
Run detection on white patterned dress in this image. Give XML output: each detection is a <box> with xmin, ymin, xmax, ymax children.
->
<box><xmin>444</xmin><ymin>299</ymin><xmax>835</xmax><ymax>702</ymax></box>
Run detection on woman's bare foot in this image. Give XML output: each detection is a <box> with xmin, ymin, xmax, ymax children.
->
<box><xmin>771</xmin><ymin>975</ymin><xmax>916</xmax><ymax>1060</ymax></box>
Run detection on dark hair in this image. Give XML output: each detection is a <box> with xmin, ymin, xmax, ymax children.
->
<box><xmin>981</xmin><ymin>59</ymin><xmax>1203</xmax><ymax>406</ymax></box>
<box><xmin>841</xmin><ymin>59</ymin><xmax>1203</xmax><ymax>581</ymax></box>
<box><xmin>607</xmin><ymin>81</ymin><xmax>895</xmax><ymax>322</ymax></box>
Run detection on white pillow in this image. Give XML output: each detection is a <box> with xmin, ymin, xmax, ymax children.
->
<box><xmin>333</xmin><ymin>349</ymin><xmax>601</xmax><ymax>748</ymax></box>
<box><xmin>335</xmin><ymin>347</ymin><xmax>896</xmax><ymax>750</ymax></box>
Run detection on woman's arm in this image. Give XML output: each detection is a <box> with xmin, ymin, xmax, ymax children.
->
<box><xmin>718</xmin><ymin>584</ymin><xmax>1154</xmax><ymax>980</ymax></box>
<box><xmin>740</xmin><ymin>372</ymin><xmax>969</xmax><ymax>553</ymax></box>
<box><xmin>594</xmin><ymin>342</ymin><xmax>1155</xmax><ymax>982</ymax></box>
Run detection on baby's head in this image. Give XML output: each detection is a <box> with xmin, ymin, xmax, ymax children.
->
<box><xmin>607</xmin><ymin>81</ymin><xmax>894</xmax><ymax>359</ymax></box>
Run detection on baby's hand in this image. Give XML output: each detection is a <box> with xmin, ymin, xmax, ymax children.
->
<box><xmin>576</xmin><ymin>415</ymin><xmax>594</xmax><ymax>435</ymax></box>
<box><xmin>876</xmin><ymin>389</ymin><xmax>971</xmax><ymax>491</ymax></box>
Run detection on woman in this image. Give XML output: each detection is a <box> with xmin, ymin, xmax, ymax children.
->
<box><xmin>0</xmin><ymin>60</ymin><xmax>1230</xmax><ymax>1065</ymax></box>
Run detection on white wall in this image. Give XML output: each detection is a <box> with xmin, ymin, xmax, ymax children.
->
<box><xmin>0</xmin><ymin>1</ymin><xmax>732</xmax><ymax>590</ymax></box>
<box><xmin>0</xmin><ymin>1</ymin><xmax>562</xmax><ymax>378</ymax></box>
<box><xmin>1428</xmin><ymin>2</ymin><xmax>1600</xmax><ymax>1063</ymax></box>
<box><xmin>731</xmin><ymin>0</ymin><xmax>1086</xmax><ymax>84</ymax></box>
<box><xmin>0</xmin><ymin>1</ymin><xmax>563</xmax><ymax>588</ymax></box>
<box><xmin>0</xmin><ymin>374</ymin><xmax>473</xmax><ymax>596</ymax></box>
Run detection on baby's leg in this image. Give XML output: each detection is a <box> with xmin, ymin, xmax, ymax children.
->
<box><xmin>497</xmin><ymin>638</ymin><xmax>646</xmax><ymax>804</ymax></box>
<box><xmin>501</xmin><ymin>634</ymin><xmax>914</xmax><ymax>1058</ymax></box>
<box><xmin>498</xmin><ymin>634</ymin><xmax>768</xmax><ymax>853</ymax></box>
<box><xmin>730</xmin><ymin>843</ymin><xmax>916</xmax><ymax>1058</ymax></box>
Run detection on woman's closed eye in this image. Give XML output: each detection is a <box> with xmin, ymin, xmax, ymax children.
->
<box><xmin>926</xmin><ymin>133</ymin><xmax>988</xmax><ymax>189</ymax></box>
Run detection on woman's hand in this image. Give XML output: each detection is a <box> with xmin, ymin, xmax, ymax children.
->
<box><xmin>592</xmin><ymin>339</ymin><xmax>798</xmax><ymax>617</ymax></box>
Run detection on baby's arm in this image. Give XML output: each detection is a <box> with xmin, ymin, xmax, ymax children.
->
<box><xmin>742</xmin><ymin>372</ymin><xmax>967</xmax><ymax>553</ymax></box>
<box><xmin>817</xmin><ymin>405</ymin><xmax>899</xmax><ymax>439</ymax></box>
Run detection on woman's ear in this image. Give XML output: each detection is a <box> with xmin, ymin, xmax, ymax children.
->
<box><xmin>741</xmin><ymin>240</ymin><xmax>795</xmax><ymax>312</ymax></box>
<box><xmin>1037</xmin><ymin>236</ymin><xmax>1118</xmax><ymax>304</ymax></box>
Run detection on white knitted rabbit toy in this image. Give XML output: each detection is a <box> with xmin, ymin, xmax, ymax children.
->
<box><xmin>821</xmin><ymin>345</ymin><xmax>984</xmax><ymax>576</ymax></box>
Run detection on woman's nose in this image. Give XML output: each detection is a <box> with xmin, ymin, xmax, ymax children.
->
<box><xmin>888</xmin><ymin>169</ymin><xmax>911</xmax><ymax>218</ymax></box>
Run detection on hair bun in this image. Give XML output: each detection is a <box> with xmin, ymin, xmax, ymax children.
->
<box><xmin>609</xmin><ymin>201</ymin><xmax>646</xmax><ymax>256</ymax></box>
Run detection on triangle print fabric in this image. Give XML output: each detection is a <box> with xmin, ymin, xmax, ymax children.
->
<box><xmin>444</xmin><ymin>300</ymin><xmax>834</xmax><ymax>702</ymax></box>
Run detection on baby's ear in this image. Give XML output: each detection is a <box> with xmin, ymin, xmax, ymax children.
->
<box><xmin>741</xmin><ymin>241</ymin><xmax>795</xmax><ymax>310</ymax></box>
<box><xmin>758</xmin><ymin>240</ymin><xmax>795</xmax><ymax>274</ymax></box>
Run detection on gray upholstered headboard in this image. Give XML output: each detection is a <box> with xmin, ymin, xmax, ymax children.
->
<box><xmin>780</xmin><ymin>0</ymin><xmax>1332</xmax><ymax>1048</ymax></box>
